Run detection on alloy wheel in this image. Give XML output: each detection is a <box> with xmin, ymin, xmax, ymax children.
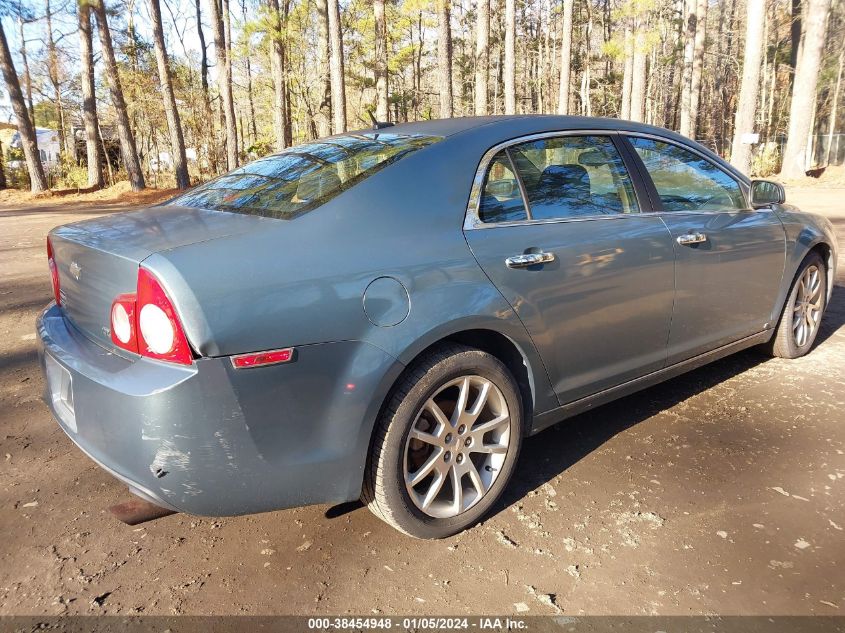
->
<box><xmin>403</xmin><ymin>375</ymin><xmax>511</xmax><ymax>519</ymax></box>
<box><xmin>793</xmin><ymin>264</ymin><xmax>823</xmax><ymax>347</ymax></box>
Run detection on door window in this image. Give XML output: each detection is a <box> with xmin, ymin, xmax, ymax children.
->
<box><xmin>478</xmin><ymin>152</ymin><xmax>528</xmax><ymax>223</ymax></box>
<box><xmin>507</xmin><ymin>135</ymin><xmax>639</xmax><ymax>220</ymax></box>
<box><xmin>628</xmin><ymin>137</ymin><xmax>747</xmax><ymax>212</ymax></box>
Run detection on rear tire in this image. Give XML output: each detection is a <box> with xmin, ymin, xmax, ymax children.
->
<box><xmin>765</xmin><ymin>252</ymin><xmax>827</xmax><ymax>359</ymax></box>
<box><xmin>362</xmin><ymin>344</ymin><xmax>523</xmax><ymax>538</ymax></box>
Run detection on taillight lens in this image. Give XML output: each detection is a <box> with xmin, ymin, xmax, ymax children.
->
<box><xmin>108</xmin><ymin>267</ymin><xmax>193</xmax><ymax>365</ymax></box>
<box><xmin>110</xmin><ymin>294</ymin><xmax>138</xmax><ymax>353</ymax></box>
<box><xmin>136</xmin><ymin>267</ymin><xmax>193</xmax><ymax>365</ymax></box>
<box><xmin>47</xmin><ymin>237</ymin><xmax>61</xmax><ymax>305</ymax></box>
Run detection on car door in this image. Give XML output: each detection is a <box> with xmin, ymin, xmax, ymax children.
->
<box><xmin>464</xmin><ymin>132</ymin><xmax>676</xmax><ymax>406</ymax></box>
<box><xmin>624</xmin><ymin>135</ymin><xmax>786</xmax><ymax>364</ymax></box>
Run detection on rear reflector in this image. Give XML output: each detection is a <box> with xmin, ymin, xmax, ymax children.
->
<box><xmin>231</xmin><ymin>348</ymin><xmax>294</xmax><ymax>369</ymax></box>
<box><xmin>47</xmin><ymin>237</ymin><xmax>61</xmax><ymax>305</ymax></box>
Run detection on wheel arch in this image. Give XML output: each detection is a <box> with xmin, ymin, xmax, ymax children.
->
<box><xmin>440</xmin><ymin>329</ymin><xmax>536</xmax><ymax>428</ymax></box>
<box><xmin>770</xmin><ymin>227</ymin><xmax>836</xmax><ymax>327</ymax></box>
<box><xmin>361</xmin><ymin>320</ymin><xmax>557</xmax><ymax>460</ymax></box>
<box><xmin>808</xmin><ymin>241</ymin><xmax>835</xmax><ymax>304</ymax></box>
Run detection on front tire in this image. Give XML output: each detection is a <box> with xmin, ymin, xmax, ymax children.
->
<box><xmin>765</xmin><ymin>252</ymin><xmax>827</xmax><ymax>359</ymax></box>
<box><xmin>362</xmin><ymin>344</ymin><xmax>523</xmax><ymax>538</ymax></box>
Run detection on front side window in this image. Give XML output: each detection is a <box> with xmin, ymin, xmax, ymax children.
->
<box><xmin>478</xmin><ymin>152</ymin><xmax>528</xmax><ymax>223</ymax></box>
<box><xmin>507</xmin><ymin>135</ymin><xmax>639</xmax><ymax>220</ymax></box>
<box><xmin>628</xmin><ymin>137</ymin><xmax>746</xmax><ymax>212</ymax></box>
<box><xmin>168</xmin><ymin>133</ymin><xmax>441</xmax><ymax>220</ymax></box>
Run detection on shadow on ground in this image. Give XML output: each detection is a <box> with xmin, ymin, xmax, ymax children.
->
<box><xmin>496</xmin><ymin>282</ymin><xmax>844</xmax><ymax>515</ymax></box>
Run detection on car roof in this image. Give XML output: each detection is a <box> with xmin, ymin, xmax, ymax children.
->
<box><xmin>347</xmin><ymin>115</ymin><xmax>686</xmax><ymax>141</ymax></box>
<box><xmin>359</xmin><ymin>115</ymin><xmax>746</xmax><ymax>184</ymax></box>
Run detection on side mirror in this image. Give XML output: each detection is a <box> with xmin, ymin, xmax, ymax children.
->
<box><xmin>750</xmin><ymin>180</ymin><xmax>785</xmax><ymax>208</ymax></box>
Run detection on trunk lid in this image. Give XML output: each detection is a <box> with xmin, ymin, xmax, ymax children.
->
<box><xmin>50</xmin><ymin>205</ymin><xmax>266</xmax><ymax>351</ymax></box>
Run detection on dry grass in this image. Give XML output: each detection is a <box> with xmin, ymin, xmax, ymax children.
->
<box><xmin>0</xmin><ymin>181</ymin><xmax>179</xmax><ymax>211</ymax></box>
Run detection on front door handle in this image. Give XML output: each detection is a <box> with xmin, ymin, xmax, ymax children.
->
<box><xmin>676</xmin><ymin>232</ymin><xmax>707</xmax><ymax>245</ymax></box>
<box><xmin>505</xmin><ymin>252</ymin><xmax>555</xmax><ymax>269</ymax></box>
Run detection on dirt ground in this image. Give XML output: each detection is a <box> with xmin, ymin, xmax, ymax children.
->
<box><xmin>0</xmin><ymin>186</ymin><xmax>843</xmax><ymax>616</ymax></box>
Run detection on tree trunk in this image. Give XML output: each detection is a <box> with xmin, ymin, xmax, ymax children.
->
<box><xmin>245</xmin><ymin>56</ymin><xmax>258</xmax><ymax>145</ymax></box>
<box><xmin>679</xmin><ymin>0</ymin><xmax>696</xmax><ymax>135</ymax></box>
<box><xmin>621</xmin><ymin>24</ymin><xmax>633</xmax><ymax>119</ymax></box>
<box><xmin>93</xmin><ymin>0</ymin><xmax>145</xmax><ymax>190</ymax></box>
<box><xmin>0</xmin><ymin>21</ymin><xmax>47</xmax><ymax>191</ymax></box>
<box><xmin>557</xmin><ymin>0</ymin><xmax>573</xmax><ymax>114</ymax></box>
<box><xmin>314</xmin><ymin>0</ymin><xmax>332</xmax><ymax>136</ymax></box>
<box><xmin>267</xmin><ymin>0</ymin><xmax>290</xmax><ymax>147</ymax></box>
<box><xmin>45</xmin><ymin>0</ymin><xmax>67</xmax><ymax>156</ymax></box>
<box><xmin>823</xmin><ymin>47</ymin><xmax>843</xmax><ymax>166</ymax></box>
<box><xmin>238</xmin><ymin>0</ymin><xmax>258</xmax><ymax>146</ymax></box>
<box><xmin>17</xmin><ymin>15</ymin><xmax>35</xmax><ymax>130</ymax></box>
<box><xmin>504</xmin><ymin>0</ymin><xmax>516</xmax><ymax>114</ymax></box>
<box><xmin>327</xmin><ymin>0</ymin><xmax>346</xmax><ymax>133</ymax></box>
<box><xmin>455</xmin><ymin>1</ymin><xmax>466</xmax><ymax>115</ymax></box>
<box><xmin>579</xmin><ymin>3</ymin><xmax>592</xmax><ymax>116</ymax></box>
<box><xmin>0</xmin><ymin>140</ymin><xmax>6</xmax><ymax>189</ymax></box>
<box><xmin>79</xmin><ymin>1</ymin><xmax>103</xmax><ymax>188</ymax></box>
<box><xmin>437</xmin><ymin>0</ymin><xmax>453</xmax><ymax>118</ymax></box>
<box><xmin>208</xmin><ymin>0</ymin><xmax>237</xmax><ymax>169</ymax></box>
<box><xmin>196</xmin><ymin>0</ymin><xmax>210</xmax><ymax>105</ymax></box>
<box><xmin>781</xmin><ymin>0</ymin><xmax>831</xmax><ymax>178</ymax></box>
<box><xmin>663</xmin><ymin>0</ymin><xmax>683</xmax><ymax>128</ymax></box>
<box><xmin>629</xmin><ymin>23</ymin><xmax>647</xmax><ymax>122</ymax></box>
<box><xmin>194</xmin><ymin>0</ymin><xmax>218</xmax><ymax>174</ymax></box>
<box><xmin>474</xmin><ymin>0</ymin><xmax>489</xmax><ymax>115</ymax></box>
<box><xmin>284</xmin><ymin>11</ymin><xmax>293</xmax><ymax>146</ymax></box>
<box><xmin>98</xmin><ymin>122</ymin><xmax>114</xmax><ymax>186</ymax></box>
<box><xmin>222</xmin><ymin>0</ymin><xmax>237</xmax><ymax>152</ymax></box>
<box><xmin>148</xmin><ymin>0</ymin><xmax>190</xmax><ymax>188</ymax></box>
<box><xmin>688</xmin><ymin>0</ymin><xmax>707</xmax><ymax>136</ymax></box>
<box><xmin>374</xmin><ymin>0</ymin><xmax>389</xmax><ymax>121</ymax></box>
<box><xmin>730</xmin><ymin>0</ymin><xmax>765</xmax><ymax>173</ymax></box>
<box><xmin>790</xmin><ymin>0</ymin><xmax>802</xmax><ymax>71</ymax></box>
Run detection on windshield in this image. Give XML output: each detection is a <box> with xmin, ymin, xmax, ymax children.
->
<box><xmin>167</xmin><ymin>133</ymin><xmax>441</xmax><ymax>220</ymax></box>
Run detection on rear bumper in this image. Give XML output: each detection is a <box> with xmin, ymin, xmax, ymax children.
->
<box><xmin>37</xmin><ymin>304</ymin><xmax>402</xmax><ymax>516</ymax></box>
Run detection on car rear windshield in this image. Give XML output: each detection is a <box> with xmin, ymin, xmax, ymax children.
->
<box><xmin>167</xmin><ymin>133</ymin><xmax>441</xmax><ymax>220</ymax></box>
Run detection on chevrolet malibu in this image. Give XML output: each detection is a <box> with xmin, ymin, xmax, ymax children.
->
<box><xmin>38</xmin><ymin>116</ymin><xmax>837</xmax><ymax>538</ymax></box>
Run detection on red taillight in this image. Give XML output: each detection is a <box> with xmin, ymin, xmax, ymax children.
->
<box><xmin>231</xmin><ymin>348</ymin><xmax>295</xmax><ymax>369</ymax></box>
<box><xmin>47</xmin><ymin>237</ymin><xmax>61</xmax><ymax>305</ymax></box>
<box><xmin>136</xmin><ymin>267</ymin><xmax>193</xmax><ymax>365</ymax></box>
<box><xmin>108</xmin><ymin>267</ymin><xmax>193</xmax><ymax>365</ymax></box>
<box><xmin>110</xmin><ymin>293</ymin><xmax>138</xmax><ymax>353</ymax></box>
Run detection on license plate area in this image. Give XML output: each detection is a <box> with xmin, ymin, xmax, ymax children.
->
<box><xmin>45</xmin><ymin>354</ymin><xmax>76</xmax><ymax>433</ymax></box>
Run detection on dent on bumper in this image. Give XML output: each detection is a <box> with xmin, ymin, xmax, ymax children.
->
<box><xmin>37</xmin><ymin>304</ymin><xmax>402</xmax><ymax>516</ymax></box>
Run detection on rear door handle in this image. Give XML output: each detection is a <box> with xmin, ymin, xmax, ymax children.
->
<box><xmin>676</xmin><ymin>232</ymin><xmax>707</xmax><ymax>245</ymax></box>
<box><xmin>505</xmin><ymin>252</ymin><xmax>555</xmax><ymax>269</ymax></box>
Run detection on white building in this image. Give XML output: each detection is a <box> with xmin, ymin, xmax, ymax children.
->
<box><xmin>9</xmin><ymin>127</ymin><xmax>62</xmax><ymax>167</ymax></box>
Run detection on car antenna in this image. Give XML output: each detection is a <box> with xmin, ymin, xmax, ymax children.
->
<box><xmin>368</xmin><ymin>110</ymin><xmax>394</xmax><ymax>130</ymax></box>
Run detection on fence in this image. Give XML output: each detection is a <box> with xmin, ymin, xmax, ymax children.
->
<box><xmin>754</xmin><ymin>133</ymin><xmax>845</xmax><ymax>175</ymax></box>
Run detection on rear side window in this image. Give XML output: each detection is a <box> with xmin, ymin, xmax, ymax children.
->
<box><xmin>168</xmin><ymin>133</ymin><xmax>441</xmax><ymax>220</ymax></box>
<box><xmin>628</xmin><ymin>137</ymin><xmax>746</xmax><ymax>212</ymax></box>
<box><xmin>478</xmin><ymin>152</ymin><xmax>528</xmax><ymax>223</ymax></box>
<box><xmin>507</xmin><ymin>135</ymin><xmax>639</xmax><ymax>220</ymax></box>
